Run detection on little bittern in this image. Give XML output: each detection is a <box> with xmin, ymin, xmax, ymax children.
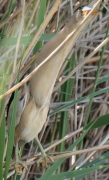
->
<box><xmin>7</xmin><ymin>5</ymin><xmax>100</xmax><ymax>172</ymax></box>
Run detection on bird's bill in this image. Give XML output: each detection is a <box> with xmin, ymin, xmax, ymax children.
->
<box><xmin>91</xmin><ymin>9</ymin><xmax>101</xmax><ymax>15</ymax></box>
<box><xmin>82</xmin><ymin>9</ymin><xmax>100</xmax><ymax>17</ymax></box>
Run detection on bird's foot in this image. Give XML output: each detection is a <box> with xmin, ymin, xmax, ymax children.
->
<box><xmin>11</xmin><ymin>159</ymin><xmax>27</xmax><ymax>174</ymax></box>
<box><xmin>37</xmin><ymin>154</ymin><xmax>54</xmax><ymax>169</ymax></box>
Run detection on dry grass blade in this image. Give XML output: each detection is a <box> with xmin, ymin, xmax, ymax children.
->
<box><xmin>22</xmin><ymin>0</ymin><xmax>62</xmax><ymax>62</ymax></box>
<box><xmin>0</xmin><ymin>0</ymin><xmax>109</xmax><ymax>179</ymax></box>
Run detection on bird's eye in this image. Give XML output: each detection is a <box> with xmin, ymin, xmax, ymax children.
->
<box><xmin>81</xmin><ymin>10</ymin><xmax>90</xmax><ymax>16</ymax></box>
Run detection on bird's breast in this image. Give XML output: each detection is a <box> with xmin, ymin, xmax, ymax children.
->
<box><xmin>15</xmin><ymin>98</ymin><xmax>49</xmax><ymax>142</ymax></box>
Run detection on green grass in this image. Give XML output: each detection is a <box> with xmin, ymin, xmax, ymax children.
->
<box><xmin>59</xmin><ymin>54</ymin><xmax>75</xmax><ymax>152</ymax></box>
<box><xmin>0</xmin><ymin>0</ymin><xmax>109</xmax><ymax>179</ymax></box>
<box><xmin>0</xmin><ymin>76</ymin><xmax>6</xmax><ymax>179</ymax></box>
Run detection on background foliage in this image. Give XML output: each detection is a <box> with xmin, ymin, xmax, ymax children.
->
<box><xmin>0</xmin><ymin>0</ymin><xmax>109</xmax><ymax>179</ymax></box>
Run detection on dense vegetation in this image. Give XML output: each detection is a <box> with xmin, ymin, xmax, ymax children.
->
<box><xmin>0</xmin><ymin>0</ymin><xmax>109</xmax><ymax>179</ymax></box>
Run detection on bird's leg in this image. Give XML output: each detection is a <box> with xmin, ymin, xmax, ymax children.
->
<box><xmin>11</xmin><ymin>140</ymin><xmax>27</xmax><ymax>174</ymax></box>
<box><xmin>36</xmin><ymin>136</ymin><xmax>54</xmax><ymax>168</ymax></box>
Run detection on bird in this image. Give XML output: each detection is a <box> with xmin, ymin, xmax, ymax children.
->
<box><xmin>7</xmin><ymin>5</ymin><xmax>100</xmax><ymax>173</ymax></box>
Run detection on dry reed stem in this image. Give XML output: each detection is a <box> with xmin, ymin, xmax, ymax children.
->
<box><xmin>1</xmin><ymin>0</ymin><xmax>109</xmax><ymax>179</ymax></box>
<box><xmin>52</xmin><ymin>144</ymin><xmax>109</xmax><ymax>160</ymax></box>
<box><xmin>0</xmin><ymin>0</ymin><xmax>102</xmax><ymax>100</ymax></box>
<box><xmin>54</xmin><ymin>37</ymin><xmax>109</xmax><ymax>91</ymax></box>
<box><xmin>9</xmin><ymin>144</ymin><xmax>109</xmax><ymax>169</ymax></box>
<box><xmin>22</xmin><ymin>0</ymin><xmax>62</xmax><ymax>62</ymax></box>
<box><xmin>0</xmin><ymin>0</ymin><xmax>34</xmax><ymax>29</ymax></box>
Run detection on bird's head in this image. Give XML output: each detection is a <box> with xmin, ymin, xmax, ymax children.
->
<box><xmin>74</xmin><ymin>5</ymin><xmax>101</xmax><ymax>21</ymax></box>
